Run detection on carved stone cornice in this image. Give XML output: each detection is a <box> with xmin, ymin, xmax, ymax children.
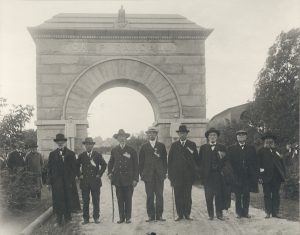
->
<box><xmin>28</xmin><ymin>28</ymin><xmax>213</xmax><ymax>40</ymax></box>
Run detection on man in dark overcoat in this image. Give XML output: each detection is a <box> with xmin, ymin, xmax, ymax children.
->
<box><xmin>25</xmin><ymin>143</ymin><xmax>44</xmax><ymax>199</ymax></box>
<box><xmin>227</xmin><ymin>130</ymin><xmax>258</xmax><ymax>218</ymax></box>
<box><xmin>139</xmin><ymin>126</ymin><xmax>167</xmax><ymax>222</ymax></box>
<box><xmin>77</xmin><ymin>137</ymin><xmax>107</xmax><ymax>224</ymax></box>
<box><xmin>258</xmin><ymin>132</ymin><xmax>285</xmax><ymax>218</ymax></box>
<box><xmin>198</xmin><ymin>128</ymin><xmax>228</xmax><ymax>220</ymax></box>
<box><xmin>108</xmin><ymin>129</ymin><xmax>139</xmax><ymax>224</ymax></box>
<box><xmin>47</xmin><ymin>133</ymin><xmax>79</xmax><ymax>226</ymax></box>
<box><xmin>168</xmin><ymin>124</ymin><xmax>198</xmax><ymax>221</ymax></box>
<box><xmin>7</xmin><ymin>142</ymin><xmax>25</xmax><ymax>173</ymax></box>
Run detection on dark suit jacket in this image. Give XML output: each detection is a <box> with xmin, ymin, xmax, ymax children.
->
<box><xmin>108</xmin><ymin>145</ymin><xmax>139</xmax><ymax>186</ymax></box>
<box><xmin>168</xmin><ymin>139</ymin><xmax>198</xmax><ymax>186</ymax></box>
<box><xmin>47</xmin><ymin>147</ymin><xmax>78</xmax><ymax>213</ymax></box>
<box><xmin>257</xmin><ymin>147</ymin><xmax>285</xmax><ymax>184</ymax></box>
<box><xmin>7</xmin><ymin>150</ymin><xmax>25</xmax><ymax>171</ymax></box>
<box><xmin>227</xmin><ymin>144</ymin><xmax>259</xmax><ymax>192</ymax></box>
<box><xmin>139</xmin><ymin>141</ymin><xmax>167</xmax><ymax>182</ymax></box>
<box><xmin>198</xmin><ymin>143</ymin><xmax>227</xmax><ymax>186</ymax></box>
<box><xmin>77</xmin><ymin>150</ymin><xmax>107</xmax><ymax>190</ymax></box>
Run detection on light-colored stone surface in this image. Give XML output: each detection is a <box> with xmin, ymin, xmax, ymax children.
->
<box><xmin>31</xmin><ymin>13</ymin><xmax>211</xmax><ymax>155</ymax></box>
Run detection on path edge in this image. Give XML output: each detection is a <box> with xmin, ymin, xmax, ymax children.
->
<box><xmin>20</xmin><ymin>206</ymin><xmax>53</xmax><ymax>235</ymax></box>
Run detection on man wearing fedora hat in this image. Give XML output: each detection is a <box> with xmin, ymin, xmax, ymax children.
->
<box><xmin>198</xmin><ymin>127</ymin><xmax>228</xmax><ymax>220</ymax></box>
<box><xmin>227</xmin><ymin>130</ymin><xmax>259</xmax><ymax>218</ymax></box>
<box><xmin>25</xmin><ymin>143</ymin><xmax>44</xmax><ymax>199</ymax></box>
<box><xmin>77</xmin><ymin>137</ymin><xmax>107</xmax><ymax>224</ymax></box>
<box><xmin>139</xmin><ymin>126</ymin><xmax>167</xmax><ymax>222</ymax></box>
<box><xmin>168</xmin><ymin>124</ymin><xmax>198</xmax><ymax>221</ymax></box>
<box><xmin>47</xmin><ymin>133</ymin><xmax>79</xmax><ymax>226</ymax></box>
<box><xmin>108</xmin><ymin>129</ymin><xmax>139</xmax><ymax>224</ymax></box>
<box><xmin>257</xmin><ymin>132</ymin><xmax>285</xmax><ymax>218</ymax></box>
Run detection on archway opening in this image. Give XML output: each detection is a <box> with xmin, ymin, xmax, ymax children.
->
<box><xmin>87</xmin><ymin>87</ymin><xmax>155</xmax><ymax>149</ymax></box>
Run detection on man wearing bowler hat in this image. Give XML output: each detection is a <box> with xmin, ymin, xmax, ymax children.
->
<box><xmin>168</xmin><ymin>124</ymin><xmax>198</xmax><ymax>221</ymax></box>
<box><xmin>258</xmin><ymin>132</ymin><xmax>285</xmax><ymax>218</ymax></box>
<box><xmin>227</xmin><ymin>130</ymin><xmax>259</xmax><ymax>218</ymax></box>
<box><xmin>47</xmin><ymin>133</ymin><xmax>79</xmax><ymax>226</ymax></box>
<box><xmin>108</xmin><ymin>129</ymin><xmax>139</xmax><ymax>224</ymax></box>
<box><xmin>198</xmin><ymin>127</ymin><xmax>227</xmax><ymax>220</ymax></box>
<box><xmin>77</xmin><ymin>137</ymin><xmax>107</xmax><ymax>224</ymax></box>
<box><xmin>139</xmin><ymin>126</ymin><xmax>167</xmax><ymax>222</ymax></box>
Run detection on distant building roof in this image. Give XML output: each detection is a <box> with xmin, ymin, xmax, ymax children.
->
<box><xmin>209</xmin><ymin>103</ymin><xmax>251</xmax><ymax>128</ymax></box>
<box><xmin>28</xmin><ymin>12</ymin><xmax>213</xmax><ymax>40</ymax></box>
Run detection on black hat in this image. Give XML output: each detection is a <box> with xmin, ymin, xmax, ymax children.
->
<box><xmin>261</xmin><ymin>132</ymin><xmax>277</xmax><ymax>141</ymax></box>
<box><xmin>53</xmin><ymin>133</ymin><xmax>67</xmax><ymax>142</ymax></box>
<box><xmin>236</xmin><ymin>130</ymin><xmax>247</xmax><ymax>135</ymax></box>
<box><xmin>113</xmin><ymin>129</ymin><xmax>130</xmax><ymax>139</ymax></box>
<box><xmin>82</xmin><ymin>137</ymin><xmax>95</xmax><ymax>145</ymax></box>
<box><xmin>28</xmin><ymin>143</ymin><xmax>38</xmax><ymax>148</ymax></box>
<box><xmin>205</xmin><ymin>128</ymin><xmax>220</xmax><ymax>138</ymax></box>
<box><xmin>176</xmin><ymin>125</ymin><xmax>190</xmax><ymax>133</ymax></box>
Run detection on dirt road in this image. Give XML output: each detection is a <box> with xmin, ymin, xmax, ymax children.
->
<box><xmin>56</xmin><ymin>174</ymin><xmax>299</xmax><ymax>235</ymax></box>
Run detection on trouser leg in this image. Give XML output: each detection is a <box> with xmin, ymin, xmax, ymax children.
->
<box><xmin>82</xmin><ymin>188</ymin><xmax>91</xmax><ymax>220</ymax></box>
<box><xmin>174</xmin><ymin>185</ymin><xmax>184</xmax><ymax>217</ymax></box>
<box><xmin>263</xmin><ymin>183</ymin><xmax>272</xmax><ymax>214</ymax></box>
<box><xmin>242</xmin><ymin>191</ymin><xmax>250</xmax><ymax>216</ymax></box>
<box><xmin>183</xmin><ymin>183</ymin><xmax>192</xmax><ymax>217</ymax></box>
<box><xmin>63</xmin><ymin>182</ymin><xmax>72</xmax><ymax>221</ymax></box>
<box><xmin>115</xmin><ymin>186</ymin><xmax>125</xmax><ymax>221</ymax></box>
<box><xmin>154</xmin><ymin>179</ymin><xmax>164</xmax><ymax>218</ymax></box>
<box><xmin>271</xmin><ymin>181</ymin><xmax>281</xmax><ymax>216</ymax></box>
<box><xmin>91</xmin><ymin>187</ymin><xmax>100</xmax><ymax>220</ymax></box>
<box><xmin>235</xmin><ymin>190</ymin><xmax>242</xmax><ymax>216</ymax></box>
<box><xmin>204</xmin><ymin>185</ymin><xmax>214</xmax><ymax>218</ymax></box>
<box><xmin>145</xmin><ymin>181</ymin><xmax>155</xmax><ymax>218</ymax></box>
<box><xmin>124</xmin><ymin>186</ymin><xmax>133</xmax><ymax>220</ymax></box>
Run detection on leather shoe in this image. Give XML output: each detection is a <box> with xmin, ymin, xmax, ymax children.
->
<box><xmin>185</xmin><ymin>215</ymin><xmax>193</xmax><ymax>220</ymax></box>
<box><xmin>156</xmin><ymin>217</ymin><xmax>166</xmax><ymax>222</ymax></box>
<box><xmin>126</xmin><ymin>219</ymin><xmax>132</xmax><ymax>224</ymax></box>
<box><xmin>243</xmin><ymin>214</ymin><xmax>251</xmax><ymax>218</ymax></box>
<box><xmin>175</xmin><ymin>216</ymin><xmax>183</xmax><ymax>221</ymax></box>
<box><xmin>272</xmin><ymin>214</ymin><xmax>281</xmax><ymax>218</ymax></box>
<box><xmin>217</xmin><ymin>215</ymin><xmax>224</xmax><ymax>221</ymax></box>
<box><xmin>94</xmin><ymin>218</ymin><xmax>100</xmax><ymax>224</ymax></box>
<box><xmin>117</xmin><ymin>219</ymin><xmax>125</xmax><ymax>224</ymax></box>
<box><xmin>236</xmin><ymin>214</ymin><xmax>242</xmax><ymax>219</ymax></box>
<box><xmin>265</xmin><ymin>214</ymin><xmax>271</xmax><ymax>219</ymax></box>
<box><xmin>82</xmin><ymin>220</ymin><xmax>89</xmax><ymax>225</ymax></box>
<box><xmin>208</xmin><ymin>216</ymin><xmax>214</xmax><ymax>220</ymax></box>
<box><xmin>146</xmin><ymin>217</ymin><xmax>155</xmax><ymax>222</ymax></box>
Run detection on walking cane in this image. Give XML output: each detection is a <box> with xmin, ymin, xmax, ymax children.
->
<box><xmin>111</xmin><ymin>183</ymin><xmax>115</xmax><ymax>222</ymax></box>
<box><xmin>172</xmin><ymin>186</ymin><xmax>175</xmax><ymax>220</ymax></box>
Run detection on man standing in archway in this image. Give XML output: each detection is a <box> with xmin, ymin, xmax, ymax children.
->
<box><xmin>139</xmin><ymin>126</ymin><xmax>167</xmax><ymax>222</ymax></box>
<box><xmin>108</xmin><ymin>129</ymin><xmax>139</xmax><ymax>224</ymax></box>
<box><xmin>168</xmin><ymin>125</ymin><xmax>198</xmax><ymax>221</ymax></box>
<box><xmin>77</xmin><ymin>137</ymin><xmax>107</xmax><ymax>225</ymax></box>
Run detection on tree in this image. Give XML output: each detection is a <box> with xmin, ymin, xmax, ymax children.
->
<box><xmin>248</xmin><ymin>28</ymin><xmax>300</xmax><ymax>145</ymax></box>
<box><xmin>0</xmin><ymin>104</ymin><xmax>34</xmax><ymax>149</ymax></box>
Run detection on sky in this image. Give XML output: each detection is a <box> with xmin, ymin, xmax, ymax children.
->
<box><xmin>0</xmin><ymin>0</ymin><xmax>299</xmax><ymax>138</ymax></box>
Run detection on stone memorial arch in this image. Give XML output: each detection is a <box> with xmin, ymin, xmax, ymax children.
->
<box><xmin>28</xmin><ymin>9</ymin><xmax>212</xmax><ymax>156</ymax></box>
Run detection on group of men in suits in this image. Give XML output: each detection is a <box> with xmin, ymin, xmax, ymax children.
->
<box><xmin>47</xmin><ymin>124</ymin><xmax>286</xmax><ymax>226</ymax></box>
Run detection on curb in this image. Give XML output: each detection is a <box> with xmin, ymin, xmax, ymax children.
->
<box><xmin>20</xmin><ymin>207</ymin><xmax>53</xmax><ymax>235</ymax></box>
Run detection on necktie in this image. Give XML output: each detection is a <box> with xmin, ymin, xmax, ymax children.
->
<box><xmin>88</xmin><ymin>152</ymin><xmax>92</xmax><ymax>159</ymax></box>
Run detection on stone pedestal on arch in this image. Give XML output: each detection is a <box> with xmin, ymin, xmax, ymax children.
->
<box><xmin>29</xmin><ymin>12</ymin><xmax>212</xmax><ymax>156</ymax></box>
